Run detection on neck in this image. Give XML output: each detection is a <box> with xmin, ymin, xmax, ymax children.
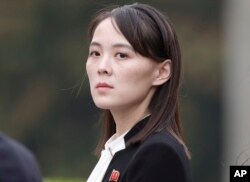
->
<box><xmin>110</xmin><ymin>104</ymin><xmax>151</xmax><ymax>136</ymax></box>
<box><xmin>110</xmin><ymin>87</ymin><xmax>155</xmax><ymax>136</ymax></box>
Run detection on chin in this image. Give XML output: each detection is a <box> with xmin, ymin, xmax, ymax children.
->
<box><xmin>93</xmin><ymin>101</ymin><xmax>113</xmax><ymax>110</ymax></box>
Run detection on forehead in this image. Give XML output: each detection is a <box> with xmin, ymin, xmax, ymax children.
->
<box><xmin>91</xmin><ymin>18</ymin><xmax>129</xmax><ymax>45</ymax></box>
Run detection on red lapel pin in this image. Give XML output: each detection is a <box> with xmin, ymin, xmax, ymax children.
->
<box><xmin>109</xmin><ymin>169</ymin><xmax>120</xmax><ymax>182</ymax></box>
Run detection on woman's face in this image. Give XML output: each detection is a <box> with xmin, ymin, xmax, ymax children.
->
<box><xmin>86</xmin><ymin>18</ymin><xmax>160</xmax><ymax>111</ymax></box>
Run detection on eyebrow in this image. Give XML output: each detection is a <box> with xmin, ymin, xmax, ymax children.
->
<box><xmin>90</xmin><ymin>41</ymin><xmax>134</xmax><ymax>51</ymax></box>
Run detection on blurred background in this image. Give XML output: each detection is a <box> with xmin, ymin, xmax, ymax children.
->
<box><xmin>0</xmin><ymin>0</ymin><xmax>236</xmax><ymax>181</ymax></box>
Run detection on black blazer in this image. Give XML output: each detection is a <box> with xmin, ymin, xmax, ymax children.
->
<box><xmin>101</xmin><ymin>118</ymin><xmax>192</xmax><ymax>182</ymax></box>
<box><xmin>0</xmin><ymin>132</ymin><xmax>42</xmax><ymax>182</ymax></box>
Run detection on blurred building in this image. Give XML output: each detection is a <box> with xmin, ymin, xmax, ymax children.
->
<box><xmin>222</xmin><ymin>0</ymin><xmax>250</xmax><ymax>181</ymax></box>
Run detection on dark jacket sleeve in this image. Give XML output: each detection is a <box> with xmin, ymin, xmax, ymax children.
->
<box><xmin>124</xmin><ymin>142</ymin><xmax>190</xmax><ymax>182</ymax></box>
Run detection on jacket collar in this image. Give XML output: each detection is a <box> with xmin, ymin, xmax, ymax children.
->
<box><xmin>124</xmin><ymin>115</ymin><xmax>150</xmax><ymax>143</ymax></box>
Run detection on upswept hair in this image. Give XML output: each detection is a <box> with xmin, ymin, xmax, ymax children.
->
<box><xmin>87</xmin><ymin>3</ymin><xmax>190</xmax><ymax>158</ymax></box>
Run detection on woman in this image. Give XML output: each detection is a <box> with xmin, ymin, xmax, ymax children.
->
<box><xmin>86</xmin><ymin>3</ymin><xmax>192</xmax><ymax>182</ymax></box>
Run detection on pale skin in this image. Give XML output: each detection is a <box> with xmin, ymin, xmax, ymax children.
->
<box><xmin>86</xmin><ymin>18</ymin><xmax>171</xmax><ymax>136</ymax></box>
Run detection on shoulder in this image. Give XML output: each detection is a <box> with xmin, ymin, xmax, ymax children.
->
<box><xmin>133</xmin><ymin>131</ymin><xmax>190</xmax><ymax>169</ymax></box>
<box><xmin>0</xmin><ymin>132</ymin><xmax>42</xmax><ymax>182</ymax></box>
<box><xmin>123</xmin><ymin>131</ymin><xmax>192</xmax><ymax>182</ymax></box>
<box><xmin>0</xmin><ymin>132</ymin><xmax>34</xmax><ymax>161</ymax></box>
<box><xmin>139</xmin><ymin>131</ymin><xmax>187</xmax><ymax>160</ymax></box>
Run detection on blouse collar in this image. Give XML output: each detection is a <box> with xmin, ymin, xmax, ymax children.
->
<box><xmin>104</xmin><ymin>131</ymin><xmax>128</xmax><ymax>156</ymax></box>
<box><xmin>104</xmin><ymin>115</ymin><xmax>150</xmax><ymax>156</ymax></box>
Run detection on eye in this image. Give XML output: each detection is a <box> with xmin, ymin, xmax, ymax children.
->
<box><xmin>89</xmin><ymin>51</ymin><xmax>100</xmax><ymax>57</ymax></box>
<box><xmin>115</xmin><ymin>52</ymin><xmax>128</xmax><ymax>59</ymax></box>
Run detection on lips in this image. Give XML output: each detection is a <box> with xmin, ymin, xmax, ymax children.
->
<box><xmin>96</xmin><ymin>82</ymin><xmax>114</xmax><ymax>89</ymax></box>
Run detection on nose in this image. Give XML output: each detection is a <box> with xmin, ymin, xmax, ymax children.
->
<box><xmin>97</xmin><ymin>55</ymin><xmax>112</xmax><ymax>75</ymax></box>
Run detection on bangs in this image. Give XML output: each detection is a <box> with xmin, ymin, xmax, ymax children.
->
<box><xmin>88</xmin><ymin>4</ymin><xmax>174</xmax><ymax>62</ymax></box>
<box><xmin>111</xmin><ymin>5</ymin><xmax>169</xmax><ymax>62</ymax></box>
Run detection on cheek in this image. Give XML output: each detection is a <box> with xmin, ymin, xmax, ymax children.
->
<box><xmin>86</xmin><ymin>62</ymin><xmax>94</xmax><ymax>82</ymax></box>
<box><xmin>117</xmin><ymin>68</ymin><xmax>154</xmax><ymax>96</ymax></box>
<box><xmin>124</xmin><ymin>66</ymin><xmax>154</xmax><ymax>84</ymax></box>
<box><xmin>86</xmin><ymin>61</ymin><xmax>91</xmax><ymax>75</ymax></box>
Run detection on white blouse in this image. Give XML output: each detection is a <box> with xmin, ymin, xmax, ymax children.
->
<box><xmin>86</xmin><ymin>131</ymin><xmax>128</xmax><ymax>182</ymax></box>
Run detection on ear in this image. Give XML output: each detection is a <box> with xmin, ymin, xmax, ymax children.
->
<box><xmin>152</xmin><ymin>59</ymin><xmax>171</xmax><ymax>86</ymax></box>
